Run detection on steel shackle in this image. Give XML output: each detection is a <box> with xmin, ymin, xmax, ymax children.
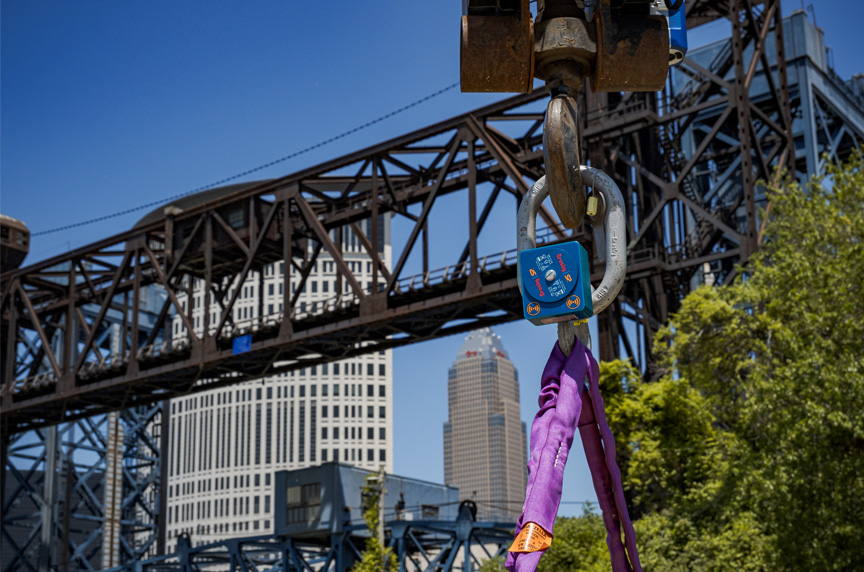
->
<box><xmin>517</xmin><ymin>166</ymin><xmax>626</xmax><ymax>317</ymax></box>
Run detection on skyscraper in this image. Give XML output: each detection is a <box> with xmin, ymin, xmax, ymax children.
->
<box><xmin>443</xmin><ymin>328</ymin><xmax>527</xmax><ymax>521</ymax></box>
<box><xmin>158</xmin><ymin>199</ymin><xmax>394</xmax><ymax>551</ymax></box>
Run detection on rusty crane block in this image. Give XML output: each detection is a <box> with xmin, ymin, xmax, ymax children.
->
<box><xmin>460</xmin><ymin>0</ymin><xmax>535</xmax><ymax>93</ymax></box>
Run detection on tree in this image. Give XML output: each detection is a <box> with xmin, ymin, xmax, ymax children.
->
<box><xmin>478</xmin><ymin>555</ymin><xmax>507</xmax><ymax>572</ymax></box>
<box><xmin>350</xmin><ymin>473</ymin><xmax>398</xmax><ymax>572</ymax></box>
<box><xmin>651</xmin><ymin>151</ymin><xmax>864</xmax><ymax>570</ymax></box>
<box><xmin>533</xmin><ymin>151</ymin><xmax>864</xmax><ymax>571</ymax></box>
<box><xmin>535</xmin><ymin>510</ymin><xmax>610</xmax><ymax>572</ymax></box>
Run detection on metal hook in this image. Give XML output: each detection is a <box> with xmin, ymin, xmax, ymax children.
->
<box><xmin>543</xmin><ymin>93</ymin><xmax>586</xmax><ymax>229</ymax></box>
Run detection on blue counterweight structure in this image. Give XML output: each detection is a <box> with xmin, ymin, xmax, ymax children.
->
<box><xmin>677</xmin><ymin>7</ymin><xmax>864</xmax><ymax>183</ymax></box>
<box><xmin>101</xmin><ymin>464</ymin><xmax>514</xmax><ymax>572</ymax></box>
<box><xmin>2</xmin><ymin>406</ymin><xmax>166</xmax><ymax>571</ymax></box>
<box><xmin>667</xmin><ymin>9</ymin><xmax>864</xmax><ymax>288</ymax></box>
<box><xmin>781</xmin><ymin>12</ymin><xmax>864</xmax><ymax>176</ymax></box>
<box><xmin>2</xmin><ymin>283</ymin><xmax>167</xmax><ymax>571</ymax></box>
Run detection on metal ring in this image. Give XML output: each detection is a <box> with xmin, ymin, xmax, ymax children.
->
<box><xmin>517</xmin><ymin>167</ymin><xmax>626</xmax><ymax>316</ymax></box>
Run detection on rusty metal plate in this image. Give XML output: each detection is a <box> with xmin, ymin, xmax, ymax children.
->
<box><xmin>591</xmin><ymin>11</ymin><xmax>669</xmax><ymax>93</ymax></box>
<box><xmin>461</xmin><ymin>14</ymin><xmax>534</xmax><ymax>94</ymax></box>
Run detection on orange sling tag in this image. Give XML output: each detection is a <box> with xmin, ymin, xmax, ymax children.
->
<box><xmin>508</xmin><ymin>521</ymin><xmax>553</xmax><ymax>553</ymax></box>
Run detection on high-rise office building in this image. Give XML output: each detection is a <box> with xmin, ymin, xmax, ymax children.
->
<box><xmin>443</xmin><ymin>328</ymin><xmax>527</xmax><ymax>521</ymax></box>
<box><xmin>160</xmin><ymin>200</ymin><xmax>393</xmax><ymax>551</ymax></box>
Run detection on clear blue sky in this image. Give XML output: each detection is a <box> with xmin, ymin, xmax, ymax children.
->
<box><xmin>2</xmin><ymin>1</ymin><xmax>861</xmax><ymax>516</ymax></box>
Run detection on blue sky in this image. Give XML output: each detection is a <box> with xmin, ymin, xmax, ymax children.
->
<box><xmin>2</xmin><ymin>1</ymin><xmax>862</xmax><ymax>516</ymax></box>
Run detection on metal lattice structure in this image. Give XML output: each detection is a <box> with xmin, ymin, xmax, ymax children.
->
<box><xmin>103</xmin><ymin>502</ymin><xmax>513</xmax><ymax>572</ymax></box>
<box><xmin>3</xmin><ymin>2</ymin><xmax>864</xmax><ymax>570</ymax></box>
<box><xmin>1</xmin><ymin>405</ymin><xmax>164</xmax><ymax>571</ymax></box>
<box><xmin>586</xmin><ymin>0</ymin><xmax>798</xmax><ymax>364</ymax></box>
<box><xmin>2</xmin><ymin>91</ymin><xmax>556</xmax><ymax>436</ymax></box>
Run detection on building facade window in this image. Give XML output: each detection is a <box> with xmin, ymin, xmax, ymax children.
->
<box><xmin>310</xmin><ymin>401</ymin><xmax>317</xmax><ymax>463</ymax></box>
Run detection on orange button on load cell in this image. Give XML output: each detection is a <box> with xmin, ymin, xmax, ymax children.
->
<box><xmin>566</xmin><ymin>295</ymin><xmax>581</xmax><ymax>310</ymax></box>
<box><xmin>508</xmin><ymin>521</ymin><xmax>552</xmax><ymax>553</ymax></box>
<box><xmin>526</xmin><ymin>302</ymin><xmax>541</xmax><ymax>316</ymax></box>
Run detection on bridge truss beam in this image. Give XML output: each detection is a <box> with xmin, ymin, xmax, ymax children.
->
<box><xmin>102</xmin><ymin>506</ymin><xmax>513</xmax><ymax>572</ymax></box>
<box><xmin>1</xmin><ymin>406</ymin><xmax>164</xmax><ymax>571</ymax></box>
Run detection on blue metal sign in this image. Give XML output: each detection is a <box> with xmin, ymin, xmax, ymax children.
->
<box><xmin>233</xmin><ymin>334</ymin><xmax>252</xmax><ymax>355</ymax></box>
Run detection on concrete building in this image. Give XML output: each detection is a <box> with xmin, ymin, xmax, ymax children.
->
<box><xmin>443</xmin><ymin>328</ymin><xmax>527</xmax><ymax>521</ymax></box>
<box><xmin>161</xmin><ymin>202</ymin><xmax>394</xmax><ymax>552</ymax></box>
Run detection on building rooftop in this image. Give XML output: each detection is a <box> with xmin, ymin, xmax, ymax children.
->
<box><xmin>457</xmin><ymin>327</ymin><xmax>509</xmax><ymax>361</ymax></box>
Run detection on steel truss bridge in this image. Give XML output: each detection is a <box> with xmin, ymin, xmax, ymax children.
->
<box><xmin>103</xmin><ymin>502</ymin><xmax>513</xmax><ymax>572</ymax></box>
<box><xmin>3</xmin><ymin>1</ymin><xmax>863</xmax><ymax>570</ymax></box>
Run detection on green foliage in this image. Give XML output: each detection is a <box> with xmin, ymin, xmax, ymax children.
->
<box><xmin>476</xmin><ymin>511</ymin><xmax>610</xmax><ymax>572</ymax></box>
<box><xmin>600</xmin><ymin>361</ymin><xmax>724</xmax><ymax>519</ymax></box>
<box><xmin>635</xmin><ymin>511</ymin><xmax>771</xmax><ymax>572</ymax></box>
<box><xmin>535</xmin><ymin>511</ymin><xmax>610</xmax><ymax>572</ymax></box>
<box><xmin>535</xmin><ymin>151</ymin><xmax>864</xmax><ymax>571</ymax></box>
<box><xmin>350</xmin><ymin>474</ymin><xmax>398</xmax><ymax>572</ymax></box>
<box><xmin>478</xmin><ymin>555</ymin><xmax>507</xmax><ymax>572</ymax></box>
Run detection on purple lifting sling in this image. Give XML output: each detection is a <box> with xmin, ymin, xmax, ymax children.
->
<box><xmin>505</xmin><ymin>337</ymin><xmax>641</xmax><ymax>572</ymax></box>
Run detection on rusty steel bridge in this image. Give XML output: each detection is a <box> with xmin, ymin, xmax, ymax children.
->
<box><xmin>0</xmin><ymin>0</ymin><xmax>806</xmax><ymax>438</ymax></box>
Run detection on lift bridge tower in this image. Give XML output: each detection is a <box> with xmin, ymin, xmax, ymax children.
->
<box><xmin>3</xmin><ymin>3</ymin><xmax>863</xmax><ymax>570</ymax></box>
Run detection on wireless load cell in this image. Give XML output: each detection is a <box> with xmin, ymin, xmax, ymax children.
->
<box><xmin>519</xmin><ymin>242</ymin><xmax>593</xmax><ymax>326</ymax></box>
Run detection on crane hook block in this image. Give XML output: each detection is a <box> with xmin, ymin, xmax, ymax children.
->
<box><xmin>519</xmin><ymin>241</ymin><xmax>592</xmax><ymax>325</ymax></box>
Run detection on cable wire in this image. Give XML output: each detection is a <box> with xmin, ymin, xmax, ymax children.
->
<box><xmin>32</xmin><ymin>81</ymin><xmax>461</xmax><ymax>237</ymax></box>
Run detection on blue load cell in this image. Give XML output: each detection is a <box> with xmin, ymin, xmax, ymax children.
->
<box><xmin>519</xmin><ymin>241</ymin><xmax>593</xmax><ymax>325</ymax></box>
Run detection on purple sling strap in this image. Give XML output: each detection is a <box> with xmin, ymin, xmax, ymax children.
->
<box><xmin>505</xmin><ymin>338</ymin><xmax>641</xmax><ymax>572</ymax></box>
